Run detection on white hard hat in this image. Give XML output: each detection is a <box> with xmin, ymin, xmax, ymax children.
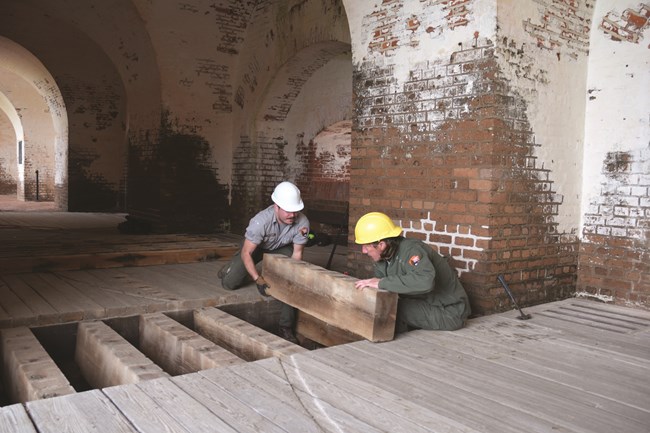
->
<box><xmin>271</xmin><ymin>181</ymin><xmax>304</xmax><ymax>212</ymax></box>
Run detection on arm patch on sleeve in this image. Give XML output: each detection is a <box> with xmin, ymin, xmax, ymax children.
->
<box><xmin>408</xmin><ymin>255</ymin><xmax>421</xmax><ymax>266</ymax></box>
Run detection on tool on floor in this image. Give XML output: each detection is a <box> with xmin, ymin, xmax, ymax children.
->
<box><xmin>497</xmin><ymin>274</ymin><xmax>531</xmax><ymax>320</ymax></box>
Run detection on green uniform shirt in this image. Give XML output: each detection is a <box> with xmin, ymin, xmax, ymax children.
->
<box><xmin>374</xmin><ymin>237</ymin><xmax>470</xmax><ymax>316</ymax></box>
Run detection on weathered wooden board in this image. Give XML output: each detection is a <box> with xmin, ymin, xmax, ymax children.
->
<box><xmin>316</xmin><ymin>343</ymin><xmax>555</xmax><ymax>433</ymax></box>
<box><xmin>26</xmin><ymin>389</ymin><xmax>138</xmax><ymax>433</ymax></box>
<box><xmin>1</xmin><ymin>275</ymin><xmax>59</xmax><ymax>326</ymax></box>
<box><xmin>198</xmin><ymin>367</ymin><xmax>323</xmax><ymax>433</ymax></box>
<box><xmin>0</xmin><ymin>404</ymin><xmax>37</xmax><ymax>433</ymax></box>
<box><xmin>239</xmin><ymin>358</ymin><xmax>432</xmax><ymax>433</ymax></box>
<box><xmin>172</xmin><ymin>373</ymin><xmax>289</xmax><ymax>433</ymax></box>
<box><xmin>262</xmin><ymin>254</ymin><xmax>397</xmax><ymax>342</ymax></box>
<box><xmin>411</xmin><ymin>329</ymin><xmax>650</xmax><ymax>416</ymax></box>
<box><xmin>139</xmin><ymin>312</ymin><xmax>244</xmax><ymax>375</ymax></box>
<box><xmin>0</xmin><ymin>327</ymin><xmax>75</xmax><ymax>403</ymax></box>
<box><xmin>295</xmin><ymin>310</ymin><xmax>362</xmax><ymax>347</ymax></box>
<box><xmin>256</xmin><ymin>356</ymin><xmax>480</xmax><ymax>433</ymax></box>
<box><xmin>75</xmin><ymin>321</ymin><xmax>169</xmax><ymax>388</ymax></box>
<box><xmin>102</xmin><ymin>382</ymin><xmax>195</xmax><ymax>433</ymax></box>
<box><xmin>0</xmin><ymin>233</ymin><xmax>238</xmax><ymax>274</ymax></box>
<box><xmin>361</xmin><ymin>335</ymin><xmax>649</xmax><ymax>433</ymax></box>
<box><xmin>105</xmin><ymin>377</ymin><xmax>239</xmax><ymax>433</ymax></box>
<box><xmin>193</xmin><ymin>307</ymin><xmax>306</xmax><ymax>361</ymax></box>
<box><xmin>0</xmin><ymin>280</ymin><xmax>34</xmax><ymax>327</ymax></box>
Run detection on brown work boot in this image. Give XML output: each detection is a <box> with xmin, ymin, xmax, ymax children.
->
<box><xmin>278</xmin><ymin>326</ymin><xmax>298</xmax><ymax>344</ymax></box>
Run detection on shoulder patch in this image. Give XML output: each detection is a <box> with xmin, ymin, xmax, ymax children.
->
<box><xmin>408</xmin><ymin>255</ymin><xmax>421</xmax><ymax>266</ymax></box>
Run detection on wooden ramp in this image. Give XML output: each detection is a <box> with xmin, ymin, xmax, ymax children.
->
<box><xmin>3</xmin><ymin>298</ymin><xmax>648</xmax><ymax>433</ymax></box>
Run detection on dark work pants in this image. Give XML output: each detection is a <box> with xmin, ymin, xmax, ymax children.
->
<box><xmin>220</xmin><ymin>245</ymin><xmax>296</xmax><ymax>328</ymax></box>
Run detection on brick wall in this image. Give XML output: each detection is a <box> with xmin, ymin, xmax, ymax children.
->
<box><xmin>578</xmin><ymin>148</ymin><xmax>650</xmax><ymax>308</ymax></box>
<box><xmin>349</xmin><ymin>40</ymin><xmax>577</xmax><ymax>315</ymax></box>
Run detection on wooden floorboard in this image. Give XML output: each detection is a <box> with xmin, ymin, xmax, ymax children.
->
<box><xmin>172</xmin><ymin>373</ymin><xmax>289</xmax><ymax>433</ymax></box>
<box><xmin>25</xmin><ymin>389</ymin><xmax>138</xmax><ymax>433</ymax></box>
<box><xmin>1</xmin><ymin>213</ymin><xmax>648</xmax><ymax>433</ymax></box>
<box><xmin>4</xmin><ymin>299</ymin><xmax>649</xmax><ymax>433</ymax></box>
<box><xmin>255</xmin><ymin>356</ymin><xmax>477</xmax><ymax>433</ymax></box>
<box><xmin>198</xmin><ymin>366</ymin><xmax>324</xmax><ymax>433</ymax></box>
<box><xmin>0</xmin><ymin>404</ymin><xmax>36</xmax><ymax>433</ymax></box>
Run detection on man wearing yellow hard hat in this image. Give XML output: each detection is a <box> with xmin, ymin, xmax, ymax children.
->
<box><xmin>354</xmin><ymin>212</ymin><xmax>471</xmax><ymax>332</ymax></box>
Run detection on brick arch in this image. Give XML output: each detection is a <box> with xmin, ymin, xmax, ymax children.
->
<box><xmin>0</xmin><ymin>0</ymin><xmax>162</xmax><ymax>213</ymax></box>
<box><xmin>0</xmin><ymin>37</ymin><xmax>67</xmax><ymax>207</ymax></box>
<box><xmin>231</xmin><ymin>41</ymin><xmax>352</xmax><ymax>229</ymax></box>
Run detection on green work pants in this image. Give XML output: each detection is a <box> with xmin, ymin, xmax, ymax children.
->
<box><xmin>395</xmin><ymin>297</ymin><xmax>466</xmax><ymax>333</ymax></box>
<box><xmin>220</xmin><ymin>245</ymin><xmax>296</xmax><ymax>328</ymax></box>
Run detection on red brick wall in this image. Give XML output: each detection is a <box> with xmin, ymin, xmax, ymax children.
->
<box><xmin>349</xmin><ymin>41</ymin><xmax>578</xmax><ymax>316</ymax></box>
<box><xmin>578</xmin><ymin>148</ymin><xmax>650</xmax><ymax>308</ymax></box>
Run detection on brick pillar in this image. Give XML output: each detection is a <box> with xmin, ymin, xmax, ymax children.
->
<box><xmin>349</xmin><ymin>42</ymin><xmax>577</xmax><ymax>315</ymax></box>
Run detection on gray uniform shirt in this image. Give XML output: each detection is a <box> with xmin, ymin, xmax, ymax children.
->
<box><xmin>244</xmin><ymin>205</ymin><xmax>310</xmax><ymax>250</ymax></box>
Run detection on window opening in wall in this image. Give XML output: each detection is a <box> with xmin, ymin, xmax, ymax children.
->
<box><xmin>18</xmin><ymin>140</ymin><xmax>23</xmax><ymax>165</ymax></box>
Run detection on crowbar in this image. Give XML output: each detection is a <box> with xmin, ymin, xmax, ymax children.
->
<box><xmin>497</xmin><ymin>274</ymin><xmax>531</xmax><ymax>320</ymax></box>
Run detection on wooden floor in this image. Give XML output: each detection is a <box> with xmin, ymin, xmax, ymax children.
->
<box><xmin>0</xmin><ymin>211</ymin><xmax>348</xmax><ymax>328</ymax></box>
<box><xmin>0</xmin><ymin>299</ymin><xmax>647</xmax><ymax>433</ymax></box>
<box><xmin>1</xmin><ymin>208</ymin><xmax>649</xmax><ymax>432</ymax></box>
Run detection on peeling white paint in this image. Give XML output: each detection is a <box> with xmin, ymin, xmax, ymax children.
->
<box><xmin>311</xmin><ymin>120</ymin><xmax>352</xmax><ymax>176</ymax></box>
<box><xmin>344</xmin><ymin>0</ymin><xmax>497</xmax><ymax>89</ymax></box>
<box><xmin>582</xmin><ymin>0</ymin><xmax>650</xmax><ymax>237</ymax></box>
<box><xmin>575</xmin><ymin>291</ymin><xmax>614</xmax><ymax>303</ymax></box>
<box><xmin>401</xmin><ymin>211</ymin><xmax>492</xmax><ymax>275</ymax></box>
<box><xmin>496</xmin><ymin>0</ymin><xmax>592</xmax><ymax>236</ymax></box>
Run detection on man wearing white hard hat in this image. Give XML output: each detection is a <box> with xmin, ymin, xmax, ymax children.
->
<box><xmin>219</xmin><ymin>181</ymin><xmax>310</xmax><ymax>343</ymax></box>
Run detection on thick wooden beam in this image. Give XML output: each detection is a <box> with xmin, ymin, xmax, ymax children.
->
<box><xmin>295</xmin><ymin>311</ymin><xmax>362</xmax><ymax>347</ymax></box>
<box><xmin>194</xmin><ymin>307</ymin><xmax>306</xmax><ymax>361</ymax></box>
<box><xmin>262</xmin><ymin>255</ymin><xmax>398</xmax><ymax>342</ymax></box>
<box><xmin>75</xmin><ymin>321</ymin><xmax>168</xmax><ymax>388</ymax></box>
<box><xmin>0</xmin><ymin>327</ymin><xmax>75</xmax><ymax>403</ymax></box>
<box><xmin>139</xmin><ymin>313</ymin><xmax>245</xmax><ymax>375</ymax></box>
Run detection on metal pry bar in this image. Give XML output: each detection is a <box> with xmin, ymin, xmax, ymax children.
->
<box><xmin>497</xmin><ymin>274</ymin><xmax>532</xmax><ymax>320</ymax></box>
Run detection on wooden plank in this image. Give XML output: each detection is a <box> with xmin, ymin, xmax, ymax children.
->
<box><xmin>85</xmin><ymin>269</ymin><xmax>180</xmax><ymax>307</ymax></box>
<box><xmin>0</xmin><ymin>242</ymin><xmax>238</xmax><ymax>274</ymax></box>
<box><xmin>376</xmin><ymin>333</ymin><xmax>650</xmax><ymax>431</ymax></box>
<box><xmin>517</xmin><ymin>311</ymin><xmax>650</xmax><ymax>358</ymax></box>
<box><xmin>139</xmin><ymin>312</ymin><xmax>244</xmax><ymax>375</ymax></box>
<box><xmin>16</xmin><ymin>274</ymin><xmax>84</xmax><ymax>323</ymax></box>
<box><xmin>310</xmin><ymin>343</ymin><xmax>555</xmax><ymax>433</ymax></box>
<box><xmin>25</xmin><ymin>389</ymin><xmax>138</xmax><ymax>433</ymax></box>
<box><xmin>558</xmin><ymin>301</ymin><xmax>650</xmax><ymax>326</ymax></box>
<box><xmin>198</xmin><ymin>366</ymin><xmax>323</xmax><ymax>433</ymax></box>
<box><xmin>193</xmin><ymin>307</ymin><xmax>306</xmax><ymax>361</ymax></box>
<box><xmin>118</xmin><ymin>266</ymin><xmax>212</xmax><ymax>300</ymax></box>
<box><xmin>0</xmin><ymin>275</ymin><xmax>59</xmax><ymax>325</ymax></box>
<box><xmin>75</xmin><ymin>321</ymin><xmax>169</xmax><ymax>388</ymax></box>
<box><xmin>257</xmin><ymin>356</ymin><xmax>482</xmax><ymax>433</ymax></box>
<box><xmin>262</xmin><ymin>254</ymin><xmax>397</xmax><ymax>342</ymax></box>
<box><xmin>102</xmin><ymin>382</ymin><xmax>193</xmax><ymax>433</ymax></box>
<box><xmin>233</xmin><ymin>362</ymin><xmax>387</xmax><ymax>433</ymax></box>
<box><xmin>295</xmin><ymin>310</ymin><xmax>362</xmax><ymax>347</ymax></box>
<box><xmin>133</xmin><ymin>377</ymin><xmax>238</xmax><ymax>433</ymax></box>
<box><xmin>104</xmin><ymin>377</ymin><xmax>241</xmax><ymax>433</ymax></box>
<box><xmin>0</xmin><ymin>404</ymin><xmax>37</xmax><ymax>433</ymax></box>
<box><xmin>54</xmin><ymin>271</ymin><xmax>149</xmax><ymax>318</ymax></box>
<box><xmin>410</xmin><ymin>329</ymin><xmax>650</xmax><ymax>415</ymax></box>
<box><xmin>36</xmin><ymin>273</ymin><xmax>106</xmax><ymax>320</ymax></box>
<box><xmin>243</xmin><ymin>357</ymin><xmax>447</xmax><ymax>433</ymax></box>
<box><xmin>563</xmin><ymin>298</ymin><xmax>650</xmax><ymax>321</ymax></box>
<box><xmin>0</xmin><ymin>327</ymin><xmax>75</xmax><ymax>403</ymax></box>
<box><xmin>0</xmin><ymin>279</ymin><xmax>34</xmax><ymax>326</ymax></box>
<box><xmin>172</xmin><ymin>372</ymin><xmax>288</xmax><ymax>433</ymax></box>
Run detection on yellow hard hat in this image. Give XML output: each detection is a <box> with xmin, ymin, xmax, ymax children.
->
<box><xmin>354</xmin><ymin>212</ymin><xmax>402</xmax><ymax>244</ymax></box>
